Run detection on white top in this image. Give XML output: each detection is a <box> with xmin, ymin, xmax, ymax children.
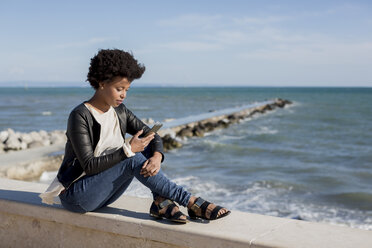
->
<box><xmin>39</xmin><ymin>103</ymin><xmax>135</xmax><ymax>205</ymax></box>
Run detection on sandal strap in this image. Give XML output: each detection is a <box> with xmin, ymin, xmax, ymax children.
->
<box><xmin>165</xmin><ymin>203</ymin><xmax>177</xmax><ymax>219</ymax></box>
<box><xmin>191</xmin><ymin>197</ymin><xmax>211</xmax><ymax>219</ymax></box>
<box><xmin>172</xmin><ymin>211</ymin><xmax>185</xmax><ymax>220</ymax></box>
<box><xmin>200</xmin><ymin>201</ymin><xmax>210</xmax><ymax>219</ymax></box>
<box><xmin>159</xmin><ymin>199</ymin><xmax>174</xmax><ymax>209</ymax></box>
<box><xmin>190</xmin><ymin>197</ymin><xmax>205</xmax><ymax>213</ymax></box>
<box><xmin>210</xmin><ymin>205</ymin><xmax>223</xmax><ymax>220</ymax></box>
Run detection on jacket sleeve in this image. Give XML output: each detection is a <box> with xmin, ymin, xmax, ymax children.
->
<box><xmin>124</xmin><ymin>107</ymin><xmax>165</xmax><ymax>162</ymax></box>
<box><xmin>67</xmin><ymin>110</ymin><xmax>128</xmax><ymax>176</ymax></box>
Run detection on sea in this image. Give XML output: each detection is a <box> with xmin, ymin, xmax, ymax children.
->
<box><xmin>0</xmin><ymin>86</ymin><xmax>371</xmax><ymax>230</ymax></box>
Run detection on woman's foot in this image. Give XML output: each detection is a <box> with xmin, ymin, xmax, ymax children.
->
<box><xmin>150</xmin><ymin>196</ymin><xmax>188</xmax><ymax>223</ymax></box>
<box><xmin>187</xmin><ymin>196</ymin><xmax>231</xmax><ymax>220</ymax></box>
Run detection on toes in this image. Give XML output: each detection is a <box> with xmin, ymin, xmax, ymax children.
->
<box><xmin>217</xmin><ymin>208</ymin><xmax>228</xmax><ymax>217</ymax></box>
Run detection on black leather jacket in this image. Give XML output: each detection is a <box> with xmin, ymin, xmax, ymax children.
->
<box><xmin>57</xmin><ymin>102</ymin><xmax>164</xmax><ymax>189</ymax></box>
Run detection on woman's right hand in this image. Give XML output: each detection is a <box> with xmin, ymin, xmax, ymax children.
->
<box><xmin>129</xmin><ymin>129</ymin><xmax>155</xmax><ymax>153</ymax></box>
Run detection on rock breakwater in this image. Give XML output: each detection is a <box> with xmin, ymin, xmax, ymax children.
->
<box><xmin>160</xmin><ymin>98</ymin><xmax>292</xmax><ymax>151</ymax></box>
<box><xmin>0</xmin><ymin>129</ymin><xmax>66</xmax><ymax>154</ymax></box>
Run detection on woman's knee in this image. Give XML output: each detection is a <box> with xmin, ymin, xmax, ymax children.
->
<box><xmin>129</xmin><ymin>153</ymin><xmax>147</xmax><ymax>169</ymax></box>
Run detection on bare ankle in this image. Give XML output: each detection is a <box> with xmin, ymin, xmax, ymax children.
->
<box><xmin>187</xmin><ymin>196</ymin><xmax>197</xmax><ymax>209</ymax></box>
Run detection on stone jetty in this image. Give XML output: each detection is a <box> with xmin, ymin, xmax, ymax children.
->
<box><xmin>0</xmin><ymin>98</ymin><xmax>291</xmax><ymax>154</ymax></box>
<box><xmin>0</xmin><ymin>129</ymin><xmax>66</xmax><ymax>154</ymax></box>
<box><xmin>159</xmin><ymin>98</ymin><xmax>291</xmax><ymax>151</ymax></box>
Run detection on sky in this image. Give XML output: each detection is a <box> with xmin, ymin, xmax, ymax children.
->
<box><xmin>0</xmin><ymin>0</ymin><xmax>371</xmax><ymax>87</ymax></box>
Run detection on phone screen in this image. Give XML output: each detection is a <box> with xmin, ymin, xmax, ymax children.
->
<box><xmin>144</xmin><ymin>122</ymin><xmax>163</xmax><ymax>137</ymax></box>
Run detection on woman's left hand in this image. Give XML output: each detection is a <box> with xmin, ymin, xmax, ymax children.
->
<box><xmin>140</xmin><ymin>152</ymin><xmax>162</xmax><ymax>177</ymax></box>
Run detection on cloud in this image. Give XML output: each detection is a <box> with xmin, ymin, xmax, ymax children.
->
<box><xmin>55</xmin><ymin>37</ymin><xmax>116</xmax><ymax>49</ymax></box>
<box><xmin>238</xmin><ymin>41</ymin><xmax>372</xmax><ymax>66</ymax></box>
<box><xmin>201</xmin><ymin>30</ymin><xmax>249</xmax><ymax>45</ymax></box>
<box><xmin>158</xmin><ymin>41</ymin><xmax>221</xmax><ymax>52</ymax></box>
<box><xmin>233</xmin><ymin>15</ymin><xmax>291</xmax><ymax>25</ymax></box>
<box><xmin>201</xmin><ymin>28</ymin><xmax>309</xmax><ymax>47</ymax></box>
<box><xmin>157</xmin><ymin>14</ymin><xmax>222</xmax><ymax>29</ymax></box>
<box><xmin>153</xmin><ymin>13</ymin><xmax>309</xmax><ymax>51</ymax></box>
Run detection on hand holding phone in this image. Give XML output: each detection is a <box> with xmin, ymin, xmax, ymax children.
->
<box><xmin>144</xmin><ymin>122</ymin><xmax>163</xmax><ymax>137</ymax></box>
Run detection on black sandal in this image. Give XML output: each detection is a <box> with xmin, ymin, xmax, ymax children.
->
<box><xmin>188</xmin><ymin>197</ymin><xmax>231</xmax><ymax>220</ymax></box>
<box><xmin>150</xmin><ymin>199</ymin><xmax>188</xmax><ymax>224</ymax></box>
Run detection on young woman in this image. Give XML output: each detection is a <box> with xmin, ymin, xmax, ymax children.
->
<box><xmin>54</xmin><ymin>49</ymin><xmax>230</xmax><ymax>223</ymax></box>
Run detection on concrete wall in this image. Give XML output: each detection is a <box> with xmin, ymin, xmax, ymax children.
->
<box><xmin>0</xmin><ymin>178</ymin><xmax>371</xmax><ymax>248</ymax></box>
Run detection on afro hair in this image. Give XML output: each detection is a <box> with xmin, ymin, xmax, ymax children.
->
<box><xmin>87</xmin><ymin>49</ymin><xmax>145</xmax><ymax>89</ymax></box>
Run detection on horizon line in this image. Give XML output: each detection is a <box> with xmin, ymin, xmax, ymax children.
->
<box><xmin>0</xmin><ymin>85</ymin><xmax>371</xmax><ymax>88</ymax></box>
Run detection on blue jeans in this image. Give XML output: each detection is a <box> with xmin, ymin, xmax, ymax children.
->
<box><xmin>59</xmin><ymin>150</ymin><xmax>191</xmax><ymax>213</ymax></box>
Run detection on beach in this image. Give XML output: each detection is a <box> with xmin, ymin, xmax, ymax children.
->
<box><xmin>0</xmin><ymin>86</ymin><xmax>371</xmax><ymax>230</ymax></box>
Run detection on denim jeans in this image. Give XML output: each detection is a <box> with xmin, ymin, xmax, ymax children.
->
<box><xmin>59</xmin><ymin>149</ymin><xmax>191</xmax><ymax>213</ymax></box>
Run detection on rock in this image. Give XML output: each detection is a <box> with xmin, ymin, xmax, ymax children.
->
<box><xmin>177</xmin><ymin>127</ymin><xmax>193</xmax><ymax>138</ymax></box>
<box><xmin>227</xmin><ymin>114</ymin><xmax>241</xmax><ymax>124</ymax></box>
<box><xmin>256</xmin><ymin>105</ymin><xmax>267</xmax><ymax>113</ymax></box>
<box><xmin>249</xmin><ymin>109</ymin><xmax>259</xmax><ymax>116</ymax></box>
<box><xmin>27</xmin><ymin>141</ymin><xmax>44</xmax><ymax>149</ymax></box>
<box><xmin>20</xmin><ymin>141</ymin><xmax>27</xmax><ymax>150</ymax></box>
<box><xmin>4</xmin><ymin>135</ymin><xmax>23</xmax><ymax>151</ymax></box>
<box><xmin>196</xmin><ymin>122</ymin><xmax>206</xmax><ymax>130</ymax></box>
<box><xmin>14</xmin><ymin>131</ymin><xmax>22</xmax><ymax>139</ymax></box>
<box><xmin>268</xmin><ymin>104</ymin><xmax>276</xmax><ymax>110</ymax></box>
<box><xmin>42</xmin><ymin>139</ymin><xmax>51</xmax><ymax>146</ymax></box>
<box><xmin>192</xmin><ymin>126</ymin><xmax>204</xmax><ymax>137</ymax></box>
<box><xmin>162</xmin><ymin>134</ymin><xmax>182</xmax><ymax>151</ymax></box>
<box><xmin>39</xmin><ymin>130</ymin><xmax>49</xmax><ymax>139</ymax></box>
<box><xmin>275</xmin><ymin>98</ymin><xmax>292</xmax><ymax>107</ymax></box>
<box><xmin>0</xmin><ymin>130</ymin><xmax>9</xmax><ymax>143</ymax></box>
<box><xmin>49</xmin><ymin>131</ymin><xmax>66</xmax><ymax>144</ymax></box>
<box><xmin>141</xmin><ymin>118</ymin><xmax>155</xmax><ymax>125</ymax></box>
<box><xmin>216</xmin><ymin>119</ymin><xmax>229</xmax><ymax>129</ymax></box>
<box><xmin>275</xmin><ymin>98</ymin><xmax>285</xmax><ymax>108</ymax></box>
<box><xmin>163</xmin><ymin>118</ymin><xmax>175</xmax><ymax>122</ymax></box>
<box><xmin>7</xmin><ymin>128</ymin><xmax>15</xmax><ymax>136</ymax></box>
<box><xmin>30</xmin><ymin>131</ymin><xmax>43</xmax><ymax>142</ymax></box>
<box><xmin>203</xmin><ymin>122</ymin><xmax>216</xmax><ymax>132</ymax></box>
<box><xmin>19</xmin><ymin>133</ymin><xmax>33</xmax><ymax>144</ymax></box>
<box><xmin>0</xmin><ymin>142</ymin><xmax>5</xmax><ymax>153</ymax></box>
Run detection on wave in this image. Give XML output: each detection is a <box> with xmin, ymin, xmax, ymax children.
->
<box><xmin>122</xmin><ymin>175</ymin><xmax>372</xmax><ymax>230</ymax></box>
<box><xmin>131</xmin><ymin>106</ymin><xmax>151</xmax><ymax>111</ymax></box>
<box><xmin>199</xmin><ymin>139</ymin><xmax>247</xmax><ymax>154</ymax></box>
<box><xmin>324</xmin><ymin>192</ymin><xmax>372</xmax><ymax>211</ymax></box>
<box><xmin>246</xmin><ymin>126</ymin><xmax>278</xmax><ymax>135</ymax></box>
<box><xmin>37</xmin><ymin>170</ymin><xmax>372</xmax><ymax>230</ymax></box>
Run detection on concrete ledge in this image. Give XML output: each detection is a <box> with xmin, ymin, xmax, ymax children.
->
<box><xmin>0</xmin><ymin>178</ymin><xmax>371</xmax><ymax>248</ymax></box>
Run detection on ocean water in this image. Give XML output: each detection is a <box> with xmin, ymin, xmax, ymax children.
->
<box><xmin>1</xmin><ymin>86</ymin><xmax>372</xmax><ymax>230</ymax></box>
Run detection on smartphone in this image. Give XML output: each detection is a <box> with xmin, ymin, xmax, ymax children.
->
<box><xmin>144</xmin><ymin>122</ymin><xmax>163</xmax><ymax>137</ymax></box>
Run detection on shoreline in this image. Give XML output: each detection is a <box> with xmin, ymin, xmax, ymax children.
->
<box><xmin>1</xmin><ymin>84</ymin><xmax>372</xmax><ymax>88</ymax></box>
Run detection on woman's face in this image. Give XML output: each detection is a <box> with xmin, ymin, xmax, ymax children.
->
<box><xmin>100</xmin><ymin>77</ymin><xmax>131</xmax><ymax>107</ymax></box>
